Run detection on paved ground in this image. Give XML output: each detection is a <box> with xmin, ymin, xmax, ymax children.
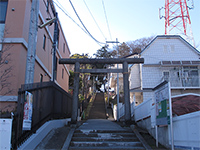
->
<box><xmin>35</xmin><ymin>126</ymin><xmax>70</xmax><ymax>150</ymax></box>
<box><xmin>77</xmin><ymin>119</ymin><xmax>125</xmax><ymax>131</ymax></box>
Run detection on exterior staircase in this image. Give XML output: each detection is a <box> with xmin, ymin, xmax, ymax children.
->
<box><xmin>68</xmin><ymin>128</ymin><xmax>145</xmax><ymax>150</ymax></box>
<box><xmin>68</xmin><ymin>93</ymin><xmax>147</xmax><ymax>150</ymax></box>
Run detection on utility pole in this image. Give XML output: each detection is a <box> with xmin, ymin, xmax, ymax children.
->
<box><xmin>25</xmin><ymin>0</ymin><xmax>39</xmax><ymax>84</ymax></box>
<box><xmin>52</xmin><ymin>13</ymin><xmax>58</xmax><ymax>82</ymax></box>
<box><xmin>106</xmin><ymin>38</ymin><xmax>120</xmax><ymax>121</ymax></box>
<box><xmin>43</xmin><ymin>0</ymin><xmax>58</xmax><ymax>82</ymax></box>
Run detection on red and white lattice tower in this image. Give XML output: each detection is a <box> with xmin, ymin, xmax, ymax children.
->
<box><xmin>163</xmin><ymin>0</ymin><xmax>195</xmax><ymax>47</ymax></box>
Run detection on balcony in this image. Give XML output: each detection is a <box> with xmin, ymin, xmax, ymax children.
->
<box><xmin>168</xmin><ymin>75</ymin><xmax>200</xmax><ymax>88</ymax></box>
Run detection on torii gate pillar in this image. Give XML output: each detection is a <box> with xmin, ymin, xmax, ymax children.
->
<box><xmin>123</xmin><ymin>61</ymin><xmax>131</xmax><ymax>121</ymax></box>
<box><xmin>71</xmin><ymin>62</ymin><xmax>80</xmax><ymax>123</ymax></box>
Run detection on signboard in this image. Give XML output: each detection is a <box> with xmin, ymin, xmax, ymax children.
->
<box><xmin>154</xmin><ymin>82</ymin><xmax>170</xmax><ymax>125</ymax></box>
<box><xmin>154</xmin><ymin>81</ymin><xmax>174</xmax><ymax>149</ymax></box>
<box><xmin>0</xmin><ymin>119</ymin><xmax>13</xmax><ymax>150</ymax></box>
<box><xmin>22</xmin><ymin>91</ymin><xmax>33</xmax><ymax>130</ymax></box>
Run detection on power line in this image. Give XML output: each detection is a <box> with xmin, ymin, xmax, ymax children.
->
<box><xmin>54</xmin><ymin>0</ymin><xmax>104</xmax><ymax>47</ymax></box>
<box><xmin>53</xmin><ymin>0</ymin><xmax>89</xmax><ymax>36</ymax></box>
<box><xmin>69</xmin><ymin>0</ymin><xmax>106</xmax><ymax>45</ymax></box>
<box><xmin>83</xmin><ymin>0</ymin><xmax>107</xmax><ymax>40</ymax></box>
<box><xmin>102</xmin><ymin>0</ymin><xmax>112</xmax><ymax>40</ymax></box>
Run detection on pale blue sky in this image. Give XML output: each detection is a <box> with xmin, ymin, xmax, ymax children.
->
<box><xmin>55</xmin><ymin>0</ymin><xmax>200</xmax><ymax>56</ymax></box>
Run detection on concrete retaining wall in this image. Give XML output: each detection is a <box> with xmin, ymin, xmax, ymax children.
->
<box><xmin>18</xmin><ymin>118</ymin><xmax>71</xmax><ymax>150</ymax></box>
<box><xmin>136</xmin><ymin>117</ymin><xmax>170</xmax><ymax>148</ymax></box>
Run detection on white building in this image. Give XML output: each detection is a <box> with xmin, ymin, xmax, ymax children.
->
<box><xmin>129</xmin><ymin>35</ymin><xmax>200</xmax><ymax>149</ymax></box>
<box><xmin>129</xmin><ymin>35</ymin><xmax>200</xmax><ymax>105</ymax></box>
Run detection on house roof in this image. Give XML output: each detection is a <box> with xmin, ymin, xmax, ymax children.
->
<box><xmin>123</xmin><ymin>52</ymin><xmax>139</xmax><ymax>58</ymax></box>
<box><xmin>140</xmin><ymin>35</ymin><xmax>200</xmax><ymax>55</ymax></box>
<box><xmin>172</xmin><ymin>94</ymin><xmax>200</xmax><ymax>116</ymax></box>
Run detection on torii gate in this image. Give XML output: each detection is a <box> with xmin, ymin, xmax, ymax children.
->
<box><xmin>59</xmin><ymin>58</ymin><xmax>144</xmax><ymax>123</ymax></box>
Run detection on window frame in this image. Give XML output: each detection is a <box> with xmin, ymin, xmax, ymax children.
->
<box><xmin>63</xmin><ymin>43</ymin><xmax>65</xmax><ymax>53</ymax></box>
<box><xmin>163</xmin><ymin>71</ymin><xmax>170</xmax><ymax>82</ymax></box>
<box><xmin>43</xmin><ymin>34</ymin><xmax>46</xmax><ymax>50</ymax></box>
<box><xmin>0</xmin><ymin>0</ymin><xmax>8</xmax><ymax>24</ymax></box>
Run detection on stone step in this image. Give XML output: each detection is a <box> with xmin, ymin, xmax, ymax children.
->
<box><xmin>69</xmin><ymin>146</ymin><xmax>145</xmax><ymax>150</ymax></box>
<box><xmin>71</xmin><ymin>136</ymin><xmax>139</xmax><ymax>142</ymax></box>
<box><xmin>73</xmin><ymin>132</ymin><xmax>137</xmax><ymax>138</ymax></box>
<box><xmin>74</xmin><ymin>129</ymin><xmax>132</xmax><ymax>133</ymax></box>
<box><xmin>70</xmin><ymin>141</ymin><xmax>144</xmax><ymax>148</ymax></box>
<box><xmin>69</xmin><ymin>129</ymin><xmax>145</xmax><ymax>150</ymax></box>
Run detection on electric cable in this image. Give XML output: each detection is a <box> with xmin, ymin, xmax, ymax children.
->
<box><xmin>54</xmin><ymin>0</ymin><xmax>104</xmax><ymax>47</ymax></box>
<box><xmin>83</xmin><ymin>0</ymin><xmax>107</xmax><ymax>40</ymax></box>
<box><xmin>69</xmin><ymin>0</ymin><xmax>106</xmax><ymax>45</ymax></box>
<box><xmin>102</xmin><ymin>0</ymin><xmax>112</xmax><ymax>40</ymax></box>
<box><xmin>53</xmin><ymin>0</ymin><xmax>89</xmax><ymax>36</ymax></box>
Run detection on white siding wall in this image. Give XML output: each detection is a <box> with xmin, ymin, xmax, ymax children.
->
<box><xmin>129</xmin><ymin>64</ymin><xmax>141</xmax><ymax>89</ymax></box>
<box><xmin>142</xmin><ymin>66</ymin><xmax>162</xmax><ymax>88</ymax></box>
<box><xmin>143</xmin><ymin>91</ymin><xmax>154</xmax><ymax>102</ymax></box>
<box><xmin>141</xmin><ymin>38</ymin><xmax>199</xmax><ymax>64</ymax></box>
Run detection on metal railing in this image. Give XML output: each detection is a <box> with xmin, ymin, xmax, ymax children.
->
<box><xmin>165</xmin><ymin>75</ymin><xmax>200</xmax><ymax>87</ymax></box>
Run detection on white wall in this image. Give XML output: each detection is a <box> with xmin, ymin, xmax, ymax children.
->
<box><xmin>129</xmin><ymin>64</ymin><xmax>141</xmax><ymax>89</ymax></box>
<box><xmin>142</xmin><ymin>66</ymin><xmax>162</xmax><ymax>88</ymax></box>
<box><xmin>134</xmin><ymin>98</ymin><xmax>151</xmax><ymax>122</ymax></box>
<box><xmin>141</xmin><ymin>37</ymin><xmax>199</xmax><ymax>64</ymax></box>
<box><xmin>134</xmin><ymin>99</ymin><xmax>200</xmax><ymax>149</ymax></box>
<box><xmin>170</xmin><ymin>111</ymin><xmax>200</xmax><ymax>149</ymax></box>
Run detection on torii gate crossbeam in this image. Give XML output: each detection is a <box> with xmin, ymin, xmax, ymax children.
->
<box><xmin>59</xmin><ymin>58</ymin><xmax>144</xmax><ymax>123</ymax></box>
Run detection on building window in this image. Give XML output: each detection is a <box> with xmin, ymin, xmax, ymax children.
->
<box><xmin>170</xmin><ymin>45</ymin><xmax>175</xmax><ymax>52</ymax></box>
<box><xmin>163</xmin><ymin>71</ymin><xmax>169</xmax><ymax>81</ymax></box>
<box><xmin>40</xmin><ymin>74</ymin><xmax>43</xmax><ymax>82</ymax></box>
<box><xmin>163</xmin><ymin>45</ymin><xmax>175</xmax><ymax>53</ymax></box>
<box><xmin>46</xmin><ymin>0</ymin><xmax>49</xmax><ymax>12</ymax></box>
<box><xmin>63</xmin><ymin>43</ymin><xmax>65</xmax><ymax>53</ymax></box>
<box><xmin>57</xmin><ymin>28</ymin><xmax>60</xmax><ymax>48</ymax></box>
<box><xmin>62</xmin><ymin>68</ymin><xmax>64</xmax><ymax>79</ymax></box>
<box><xmin>55</xmin><ymin>57</ymin><xmax>58</xmax><ymax>80</ymax></box>
<box><xmin>182</xmin><ymin>66</ymin><xmax>198</xmax><ymax>86</ymax></box>
<box><xmin>182</xmin><ymin>66</ymin><xmax>198</xmax><ymax>78</ymax></box>
<box><xmin>163</xmin><ymin>45</ymin><xmax>168</xmax><ymax>53</ymax></box>
<box><xmin>0</xmin><ymin>0</ymin><xmax>8</xmax><ymax>24</ymax></box>
<box><xmin>43</xmin><ymin>35</ymin><xmax>46</xmax><ymax>50</ymax></box>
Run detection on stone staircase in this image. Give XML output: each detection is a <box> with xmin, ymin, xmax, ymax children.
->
<box><xmin>68</xmin><ymin>128</ymin><xmax>145</xmax><ymax>150</ymax></box>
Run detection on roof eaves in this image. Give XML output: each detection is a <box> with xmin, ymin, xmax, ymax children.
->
<box><xmin>123</xmin><ymin>52</ymin><xmax>139</xmax><ymax>58</ymax></box>
<box><xmin>140</xmin><ymin>35</ymin><xmax>200</xmax><ymax>55</ymax></box>
<box><xmin>140</xmin><ymin>35</ymin><xmax>158</xmax><ymax>55</ymax></box>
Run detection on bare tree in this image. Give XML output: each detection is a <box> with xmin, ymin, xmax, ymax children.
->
<box><xmin>0</xmin><ymin>42</ymin><xmax>13</xmax><ymax>96</ymax></box>
<box><xmin>127</xmin><ymin>36</ymin><xmax>155</xmax><ymax>54</ymax></box>
<box><xmin>0</xmin><ymin>29</ymin><xmax>14</xmax><ymax>111</ymax></box>
<box><xmin>110</xmin><ymin>36</ymin><xmax>155</xmax><ymax>58</ymax></box>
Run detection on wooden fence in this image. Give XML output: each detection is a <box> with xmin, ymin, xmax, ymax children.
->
<box><xmin>12</xmin><ymin>81</ymin><xmax>72</xmax><ymax>148</ymax></box>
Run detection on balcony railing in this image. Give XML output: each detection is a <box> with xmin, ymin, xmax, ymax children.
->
<box><xmin>168</xmin><ymin>75</ymin><xmax>200</xmax><ymax>87</ymax></box>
